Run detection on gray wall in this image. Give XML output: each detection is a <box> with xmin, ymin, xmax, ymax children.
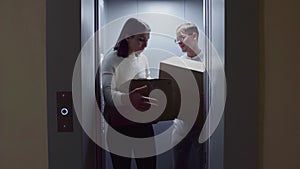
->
<box><xmin>224</xmin><ymin>0</ymin><xmax>259</xmax><ymax>169</ymax></box>
<box><xmin>46</xmin><ymin>0</ymin><xmax>84</xmax><ymax>169</ymax></box>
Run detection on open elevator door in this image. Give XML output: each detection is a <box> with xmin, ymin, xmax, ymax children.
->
<box><xmin>81</xmin><ymin>0</ymin><xmax>103</xmax><ymax>168</ymax></box>
<box><xmin>80</xmin><ymin>0</ymin><xmax>225</xmax><ymax>169</ymax></box>
<box><xmin>94</xmin><ymin>0</ymin><xmax>219</xmax><ymax>169</ymax></box>
<box><xmin>204</xmin><ymin>0</ymin><xmax>225</xmax><ymax>169</ymax></box>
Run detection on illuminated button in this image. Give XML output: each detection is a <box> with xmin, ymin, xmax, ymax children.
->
<box><xmin>60</xmin><ymin>108</ymin><xmax>69</xmax><ymax>116</ymax></box>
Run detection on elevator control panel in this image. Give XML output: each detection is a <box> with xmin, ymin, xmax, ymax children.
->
<box><xmin>56</xmin><ymin>91</ymin><xmax>73</xmax><ymax>132</ymax></box>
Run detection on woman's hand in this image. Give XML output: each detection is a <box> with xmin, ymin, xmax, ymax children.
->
<box><xmin>129</xmin><ymin>85</ymin><xmax>158</xmax><ymax>111</ymax></box>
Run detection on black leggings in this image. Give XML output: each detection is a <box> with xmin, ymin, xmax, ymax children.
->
<box><xmin>107</xmin><ymin>124</ymin><xmax>156</xmax><ymax>169</ymax></box>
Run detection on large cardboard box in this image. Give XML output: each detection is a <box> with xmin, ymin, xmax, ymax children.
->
<box><xmin>159</xmin><ymin>57</ymin><xmax>205</xmax><ymax>126</ymax></box>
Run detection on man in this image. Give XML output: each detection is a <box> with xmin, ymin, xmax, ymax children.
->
<box><xmin>172</xmin><ymin>23</ymin><xmax>205</xmax><ymax>169</ymax></box>
<box><xmin>175</xmin><ymin>23</ymin><xmax>203</xmax><ymax>62</ymax></box>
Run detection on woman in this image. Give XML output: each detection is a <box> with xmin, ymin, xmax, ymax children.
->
<box><xmin>102</xmin><ymin>18</ymin><xmax>156</xmax><ymax>169</ymax></box>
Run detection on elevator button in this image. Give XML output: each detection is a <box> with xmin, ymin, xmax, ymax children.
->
<box><xmin>57</xmin><ymin>91</ymin><xmax>73</xmax><ymax>132</ymax></box>
<box><xmin>60</xmin><ymin>108</ymin><xmax>69</xmax><ymax>116</ymax></box>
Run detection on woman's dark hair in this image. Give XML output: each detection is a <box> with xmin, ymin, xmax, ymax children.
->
<box><xmin>114</xmin><ymin>18</ymin><xmax>151</xmax><ymax>58</ymax></box>
<box><xmin>114</xmin><ymin>39</ymin><xmax>129</xmax><ymax>58</ymax></box>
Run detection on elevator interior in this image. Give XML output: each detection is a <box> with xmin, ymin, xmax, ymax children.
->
<box><xmin>96</xmin><ymin>1</ymin><xmax>224</xmax><ymax>169</ymax></box>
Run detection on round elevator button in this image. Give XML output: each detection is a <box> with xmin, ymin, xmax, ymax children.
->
<box><xmin>60</xmin><ymin>108</ymin><xmax>68</xmax><ymax>116</ymax></box>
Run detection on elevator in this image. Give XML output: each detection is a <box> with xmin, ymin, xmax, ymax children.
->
<box><xmin>47</xmin><ymin>0</ymin><xmax>259</xmax><ymax>169</ymax></box>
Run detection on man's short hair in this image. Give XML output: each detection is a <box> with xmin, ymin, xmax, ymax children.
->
<box><xmin>176</xmin><ymin>23</ymin><xmax>199</xmax><ymax>38</ymax></box>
